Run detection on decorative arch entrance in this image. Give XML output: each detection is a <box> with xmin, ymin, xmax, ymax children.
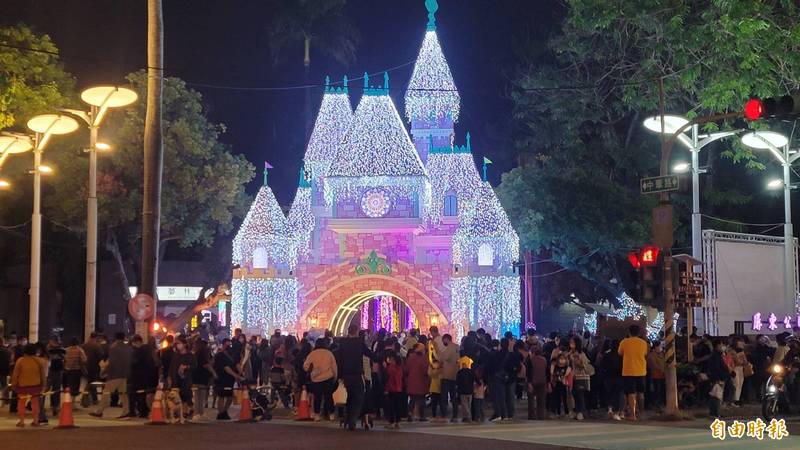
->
<box><xmin>329</xmin><ymin>290</ymin><xmax>417</xmax><ymax>336</ymax></box>
<box><xmin>299</xmin><ymin>274</ymin><xmax>450</xmax><ymax>335</ymax></box>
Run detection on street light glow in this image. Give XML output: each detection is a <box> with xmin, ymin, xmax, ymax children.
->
<box><xmin>0</xmin><ymin>179</ymin><xmax>10</xmax><ymax>189</ymax></box>
<box><xmin>673</xmin><ymin>162</ymin><xmax>690</xmax><ymax>173</ymax></box>
<box><xmin>741</xmin><ymin>131</ymin><xmax>789</xmax><ymax>150</ymax></box>
<box><xmin>38</xmin><ymin>165</ymin><xmax>54</xmax><ymax>174</ymax></box>
<box><xmin>643</xmin><ymin>115</ymin><xmax>690</xmax><ymax>135</ymax></box>
<box><xmin>767</xmin><ymin>179</ymin><xmax>783</xmax><ymax>189</ymax></box>
<box><xmin>95</xmin><ymin>142</ymin><xmax>111</xmax><ymax>151</ymax></box>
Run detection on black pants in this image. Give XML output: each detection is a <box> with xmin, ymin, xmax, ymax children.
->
<box><xmin>311</xmin><ymin>378</ymin><xmax>335</xmax><ymax>416</ymax></box>
<box><xmin>440</xmin><ymin>379</ymin><xmax>458</xmax><ymax>419</ymax></box>
<box><xmin>342</xmin><ymin>374</ymin><xmax>364</xmax><ymax>428</ymax></box>
<box><xmin>385</xmin><ymin>392</ymin><xmax>404</xmax><ymax>424</ymax></box>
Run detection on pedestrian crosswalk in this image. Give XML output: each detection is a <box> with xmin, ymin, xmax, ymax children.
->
<box><xmin>399</xmin><ymin>420</ymin><xmax>800</xmax><ymax>450</ymax></box>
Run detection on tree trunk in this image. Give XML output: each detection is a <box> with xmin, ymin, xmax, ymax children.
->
<box><xmin>105</xmin><ymin>231</ymin><xmax>133</xmax><ymax>334</ymax></box>
<box><xmin>304</xmin><ymin>35</ymin><xmax>312</xmax><ymax>141</ymax></box>
<box><xmin>141</xmin><ymin>0</ymin><xmax>164</xmax><ymax>338</ymax></box>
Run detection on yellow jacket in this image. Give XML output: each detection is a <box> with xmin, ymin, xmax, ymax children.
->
<box><xmin>11</xmin><ymin>356</ymin><xmax>44</xmax><ymax>388</ymax></box>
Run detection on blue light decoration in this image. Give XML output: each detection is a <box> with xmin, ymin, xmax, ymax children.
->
<box><xmin>405</xmin><ymin>27</ymin><xmax>460</xmax><ymax>122</ymax></box>
<box><xmin>450</xmin><ymin>276</ymin><xmax>521</xmax><ymax>340</ymax></box>
<box><xmin>426</xmin><ymin>133</ymin><xmax>484</xmax><ymax>223</ymax></box>
<box><xmin>584</xmin><ymin>310</ymin><xmax>598</xmax><ymax>335</ymax></box>
<box><xmin>304</xmin><ymin>76</ymin><xmax>353</xmax><ymax>180</ymax></box>
<box><xmin>288</xmin><ymin>167</ymin><xmax>315</xmax><ymax>260</ymax></box>
<box><xmin>231</xmin><ymin>278</ymin><xmax>298</xmax><ymax>333</ymax></box>
<box><xmin>452</xmin><ymin>181</ymin><xmax>520</xmax><ymax>267</ymax></box>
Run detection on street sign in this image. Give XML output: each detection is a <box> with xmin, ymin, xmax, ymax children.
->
<box><xmin>128</xmin><ymin>293</ymin><xmax>155</xmax><ymax>321</ymax></box>
<box><xmin>641</xmin><ymin>175</ymin><xmax>679</xmax><ymax>195</ymax></box>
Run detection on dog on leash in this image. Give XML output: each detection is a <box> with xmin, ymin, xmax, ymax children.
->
<box><xmin>165</xmin><ymin>389</ymin><xmax>185</xmax><ymax>424</ymax></box>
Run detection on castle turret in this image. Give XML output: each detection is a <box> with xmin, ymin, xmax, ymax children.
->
<box><xmin>288</xmin><ymin>166</ymin><xmax>315</xmax><ymax>261</ymax></box>
<box><xmin>405</xmin><ymin>0</ymin><xmax>460</xmax><ymax>164</ymax></box>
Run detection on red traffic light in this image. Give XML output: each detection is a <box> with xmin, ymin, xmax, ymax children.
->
<box><xmin>627</xmin><ymin>251</ymin><xmax>641</xmax><ymax>269</ymax></box>
<box><xmin>640</xmin><ymin>246</ymin><xmax>660</xmax><ymax>266</ymax></box>
<box><xmin>744</xmin><ymin>98</ymin><xmax>763</xmax><ymax>121</ymax></box>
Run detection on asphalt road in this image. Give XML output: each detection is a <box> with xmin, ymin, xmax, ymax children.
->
<box><xmin>1</xmin><ymin>421</ymin><xmax>576</xmax><ymax>450</ymax></box>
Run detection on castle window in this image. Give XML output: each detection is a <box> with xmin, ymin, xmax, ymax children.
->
<box><xmin>443</xmin><ymin>194</ymin><xmax>458</xmax><ymax>216</ymax></box>
<box><xmin>253</xmin><ymin>247</ymin><xmax>269</xmax><ymax>269</ymax></box>
<box><xmin>478</xmin><ymin>243</ymin><xmax>494</xmax><ymax>267</ymax></box>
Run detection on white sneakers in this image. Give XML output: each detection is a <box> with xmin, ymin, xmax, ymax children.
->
<box><xmin>576</xmin><ymin>413</ymin><xmax>584</xmax><ymax>421</ymax></box>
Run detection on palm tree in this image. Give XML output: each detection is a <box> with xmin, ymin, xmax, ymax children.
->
<box><xmin>269</xmin><ymin>0</ymin><xmax>361</xmax><ymax>139</ymax></box>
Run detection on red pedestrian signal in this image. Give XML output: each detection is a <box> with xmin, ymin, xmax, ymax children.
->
<box><xmin>744</xmin><ymin>98</ymin><xmax>763</xmax><ymax>121</ymax></box>
<box><xmin>640</xmin><ymin>246</ymin><xmax>660</xmax><ymax>266</ymax></box>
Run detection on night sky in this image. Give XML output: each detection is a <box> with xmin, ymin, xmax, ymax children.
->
<box><xmin>3</xmin><ymin>0</ymin><xmax>555</xmax><ymax>206</ymax></box>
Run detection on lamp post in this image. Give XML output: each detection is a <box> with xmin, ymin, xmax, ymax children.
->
<box><xmin>0</xmin><ymin>135</ymin><xmax>35</xmax><ymax>188</ymax></box>
<box><xmin>25</xmin><ymin>114</ymin><xmax>79</xmax><ymax>342</ymax></box>
<box><xmin>741</xmin><ymin>131</ymin><xmax>795</xmax><ymax>313</ymax></box>
<box><xmin>643</xmin><ymin>115</ymin><xmax>739</xmax><ymax>337</ymax></box>
<box><xmin>64</xmin><ymin>86</ymin><xmax>137</xmax><ymax>340</ymax></box>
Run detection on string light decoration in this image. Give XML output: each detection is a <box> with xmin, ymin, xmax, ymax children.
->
<box><xmin>450</xmin><ymin>275</ymin><xmax>521</xmax><ymax>339</ymax></box>
<box><xmin>646</xmin><ymin>312</ymin><xmax>665</xmax><ymax>341</ymax></box>
<box><xmin>231</xmin><ymin>277</ymin><xmax>298</xmax><ymax>333</ymax></box>
<box><xmin>405</xmin><ymin>31</ymin><xmax>460</xmax><ymax>122</ymax></box>
<box><xmin>360</xmin><ymin>301</ymin><xmax>369</xmax><ymax>330</ymax></box>
<box><xmin>426</xmin><ymin>143</ymin><xmax>483</xmax><ymax>223</ymax></box>
<box><xmin>288</xmin><ymin>181</ymin><xmax>314</xmax><ymax>260</ymax></box>
<box><xmin>584</xmin><ymin>310</ymin><xmax>598</xmax><ymax>335</ymax></box>
<box><xmin>304</xmin><ymin>88</ymin><xmax>353</xmax><ymax>179</ymax></box>
<box><xmin>360</xmin><ymin>188</ymin><xmax>392</xmax><ymax>218</ymax></box>
<box><xmin>607</xmin><ymin>292</ymin><xmax>665</xmax><ymax>340</ymax></box>
<box><xmin>232</xmin><ymin>185</ymin><xmax>295</xmax><ymax>267</ymax></box>
<box><xmin>327</xmin><ymin>92</ymin><xmax>430</xmax><ymax>209</ymax></box>
<box><xmin>453</xmin><ymin>182</ymin><xmax>520</xmax><ymax>266</ymax></box>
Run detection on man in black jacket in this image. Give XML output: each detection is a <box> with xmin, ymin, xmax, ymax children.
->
<box><xmin>707</xmin><ymin>339</ymin><xmax>731</xmax><ymax>418</ymax></box>
<box><xmin>336</xmin><ymin>324</ymin><xmax>373</xmax><ymax>431</ymax></box>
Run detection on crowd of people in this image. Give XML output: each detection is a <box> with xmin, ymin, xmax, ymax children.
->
<box><xmin>1</xmin><ymin>323</ymin><xmax>800</xmax><ymax>429</ymax></box>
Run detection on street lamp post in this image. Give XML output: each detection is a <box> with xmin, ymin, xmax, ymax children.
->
<box><xmin>64</xmin><ymin>86</ymin><xmax>137</xmax><ymax>340</ymax></box>
<box><xmin>742</xmin><ymin>131</ymin><xmax>795</xmax><ymax>313</ymax></box>
<box><xmin>0</xmin><ymin>135</ymin><xmax>34</xmax><ymax>187</ymax></box>
<box><xmin>25</xmin><ymin>114</ymin><xmax>79</xmax><ymax>342</ymax></box>
<box><xmin>643</xmin><ymin>116</ymin><xmax>738</xmax><ymax>338</ymax></box>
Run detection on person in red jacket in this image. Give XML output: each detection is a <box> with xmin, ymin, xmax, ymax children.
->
<box><xmin>404</xmin><ymin>343</ymin><xmax>430</xmax><ymax>421</ymax></box>
<box><xmin>383</xmin><ymin>353</ymin><xmax>404</xmax><ymax>429</ymax></box>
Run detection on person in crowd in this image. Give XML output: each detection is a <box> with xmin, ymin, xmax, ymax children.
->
<box><xmin>63</xmin><ymin>337</ymin><xmax>86</xmax><ymax>403</ymax></box>
<box><xmin>335</xmin><ymin>324</ymin><xmax>373</xmax><ymax>430</ymax></box>
<box><xmin>550</xmin><ymin>352</ymin><xmax>571</xmax><ymax>418</ymax></box>
<box><xmin>304</xmin><ymin>338</ymin><xmax>338</xmax><ymax>421</ymax></box>
<box><xmin>486</xmin><ymin>339</ymin><xmax>508</xmax><ymax>422</ymax></box>
<box><xmin>707</xmin><ymin>339</ymin><xmax>732</xmax><ymax>419</ymax></box>
<box><xmin>90</xmin><ymin>332</ymin><xmax>132</xmax><ymax>419</ymax></box>
<box><xmin>646</xmin><ymin>340</ymin><xmax>665</xmax><ymax>410</ymax></box>
<box><xmin>33</xmin><ymin>343</ymin><xmax>50</xmax><ymax>424</ymax></box>
<box><xmin>503</xmin><ymin>340</ymin><xmax>525</xmax><ymax>421</ymax></box>
<box><xmin>293</xmin><ymin>340</ymin><xmax>313</xmax><ymax>413</ymax></box>
<box><xmin>526</xmin><ymin>344</ymin><xmax>548</xmax><ymax>420</ymax></box>
<box><xmin>11</xmin><ymin>343</ymin><xmax>44</xmax><ymax>427</ymax></box>
<box><xmin>43</xmin><ymin>338</ymin><xmax>65</xmax><ymax>418</ymax></box>
<box><xmin>257</xmin><ymin>338</ymin><xmax>271</xmax><ymax>384</ymax></box>
<box><xmin>159</xmin><ymin>335</ymin><xmax>175</xmax><ymax>382</ymax></box>
<box><xmin>383</xmin><ymin>352</ymin><xmax>403</xmax><ymax>429</ymax></box>
<box><xmin>731</xmin><ymin>338</ymin><xmax>749</xmax><ymax>406</ymax></box>
<box><xmin>0</xmin><ymin>337</ymin><xmax>12</xmax><ymax>407</ymax></box>
<box><xmin>82</xmin><ymin>332</ymin><xmax>104</xmax><ymax>406</ymax></box>
<box><xmin>472</xmin><ymin>369</ymin><xmax>486</xmax><ymax>422</ymax></box>
<box><xmin>568</xmin><ymin>336</ymin><xmax>591</xmax><ymax>420</ymax></box>
<box><xmin>167</xmin><ymin>336</ymin><xmax>196</xmax><ymax>419</ymax></box>
<box><xmin>434</xmin><ymin>333</ymin><xmax>459</xmax><ymax>422</ymax></box>
<box><xmin>192</xmin><ymin>338</ymin><xmax>215</xmax><ymax>421</ymax></box>
<box><xmin>360</xmin><ymin>330</ymin><xmax>375</xmax><ymax>429</ymax></box>
<box><xmin>214</xmin><ymin>338</ymin><xmax>242</xmax><ymax>420</ymax></box>
<box><xmin>428</xmin><ymin>357</ymin><xmax>443</xmax><ymax>421</ymax></box>
<box><xmin>618</xmin><ymin>325</ymin><xmax>648</xmax><ymax>421</ymax></box>
<box><xmin>405</xmin><ymin>342</ymin><xmax>429</xmax><ymax>422</ymax></box>
<box><xmin>130</xmin><ymin>335</ymin><xmax>155</xmax><ymax>418</ymax></box>
<box><xmin>269</xmin><ymin>356</ymin><xmax>290</xmax><ymax>407</ymax></box>
<box><xmin>774</xmin><ymin>333</ymin><xmax>790</xmax><ymax>365</ymax></box>
<box><xmin>456</xmin><ymin>356</ymin><xmax>474</xmax><ymax>422</ymax></box>
<box><xmin>751</xmin><ymin>335</ymin><xmax>774</xmax><ymax>401</ymax></box>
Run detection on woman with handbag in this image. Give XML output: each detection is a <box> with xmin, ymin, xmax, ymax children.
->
<box><xmin>63</xmin><ymin>337</ymin><xmax>87</xmax><ymax>402</ymax></box>
<box><xmin>303</xmin><ymin>338</ymin><xmax>338</xmax><ymax>421</ymax></box>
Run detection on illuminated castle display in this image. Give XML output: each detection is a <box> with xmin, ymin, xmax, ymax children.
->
<box><xmin>231</xmin><ymin>1</ymin><xmax>520</xmax><ymax>337</ymax></box>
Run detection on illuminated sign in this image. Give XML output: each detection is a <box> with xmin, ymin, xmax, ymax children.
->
<box><xmin>752</xmin><ymin>312</ymin><xmax>799</xmax><ymax>331</ymax></box>
<box><xmin>128</xmin><ymin>286</ymin><xmax>208</xmax><ymax>302</ymax></box>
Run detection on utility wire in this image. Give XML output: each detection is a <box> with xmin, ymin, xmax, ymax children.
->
<box><xmin>700</xmin><ymin>214</ymin><xmax>783</xmax><ymax>227</ymax></box>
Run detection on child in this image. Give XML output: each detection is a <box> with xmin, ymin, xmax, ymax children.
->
<box><xmin>384</xmin><ymin>354</ymin><xmax>404</xmax><ymax>429</ymax></box>
<box><xmin>550</xmin><ymin>353</ymin><xmax>571</xmax><ymax>418</ymax></box>
<box><xmin>428</xmin><ymin>359</ymin><xmax>443</xmax><ymax>421</ymax></box>
<box><xmin>456</xmin><ymin>356</ymin><xmax>474</xmax><ymax>423</ymax></box>
<box><xmin>269</xmin><ymin>357</ymin><xmax>291</xmax><ymax>408</ymax></box>
<box><xmin>473</xmin><ymin>377</ymin><xmax>486</xmax><ymax>423</ymax></box>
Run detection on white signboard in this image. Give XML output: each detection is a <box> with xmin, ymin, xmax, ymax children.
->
<box><xmin>128</xmin><ymin>286</ymin><xmax>204</xmax><ymax>302</ymax></box>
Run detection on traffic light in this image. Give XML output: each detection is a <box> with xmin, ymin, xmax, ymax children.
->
<box><xmin>627</xmin><ymin>246</ymin><xmax>663</xmax><ymax>307</ymax></box>
<box><xmin>744</xmin><ymin>94</ymin><xmax>800</xmax><ymax>120</ymax></box>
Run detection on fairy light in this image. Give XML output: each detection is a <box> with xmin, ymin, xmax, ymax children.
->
<box><xmin>231</xmin><ymin>277</ymin><xmax>298</xmax><ymax>333</ymax></box>
<box><xmin>453</xmin><ymin>182</ymin><xmax>520</xmax><ymax>266</ymax></box>
<box><xmin>405</xmin><ymin>30</ymin><xmax>460</xmax><ymax>122</ymax></box>
<box><xmin>360</xmin><ymin>301</ymin><xmax>369</xmax><ymax>330</ymax></box>
<box><xmin>451</xmin><ymin>275</ymin><xmax>521</xmax><ymax>339</ymax></box>
<box><xmin>305</xmin><ymin>89</ymin><xmax>353</xmax><ymax>179</ymax></box>
<box><xmin>232</xmin><ymin>185</ymin><xmax>295</xmax><ymax>267</ymax></box>
<box><xmin>584</xmin><ymin>311</ymin><xmax>598</xmax><ymax>335</ymax></box>
<box><xmin>427</xmin><ymin>150</ymin><xmax>483</xmax><ymax>223</ymax></box>
<box><xmin>288</xmin><ymin>184</ymin><xmax>314</xmax><ymax>260</ymax></box>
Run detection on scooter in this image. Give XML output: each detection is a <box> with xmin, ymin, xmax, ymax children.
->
<box><xmin>762</xmin><ymin>363</ymin><xmax>786</xmax><ymax>421</ymax></box>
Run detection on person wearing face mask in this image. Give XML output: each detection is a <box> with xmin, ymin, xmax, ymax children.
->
<box><xmin>168</xmin><ymin>336</ymin><xmax>197</xmax><ymax>417</ymax></box>
<box><xmin>435</xmin><ymin>334</ymin><xmax>459</xmax><ymax>422</ymax></box>
<box><xmin>90</xmin><ymin>332</ymin><xmax>133</xmax><ymax>419</ymax></box>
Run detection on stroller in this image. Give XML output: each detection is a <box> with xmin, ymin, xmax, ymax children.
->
<box><xmin>247</xmin><ymin>383</ymin><xmax>276</xmax><ymax>421</ymax></box>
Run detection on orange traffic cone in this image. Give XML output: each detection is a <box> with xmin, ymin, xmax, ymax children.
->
<box><xmin>295</xmin><ymin>386</ymin><xmax>312</xmax><ymax>421</ymax></box>
<box><xmin>147</xmin><ymin>385</ymin><xmax>167</xmax><ymax>425</ymax></box>
<box><xmin>56</xmin><ymin>388</ymin><xmax>77</xmax><ymax>429</ymax></box>
<box><xmin>237</xmin><ymin>387</ymin><xmax>254</xmax><ymax>423</ymax></box>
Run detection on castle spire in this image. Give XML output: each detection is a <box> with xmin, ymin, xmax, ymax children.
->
<box><xmin>425</xmin><ymin>0</ymin><xmax>438</xmax><ymax>30</ymax></box>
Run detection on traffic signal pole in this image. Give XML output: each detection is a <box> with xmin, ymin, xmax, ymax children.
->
<box><xmin>654</xmin><ymin>78</ymin><xmax>741</xmax><ymax>418</ymax></box>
